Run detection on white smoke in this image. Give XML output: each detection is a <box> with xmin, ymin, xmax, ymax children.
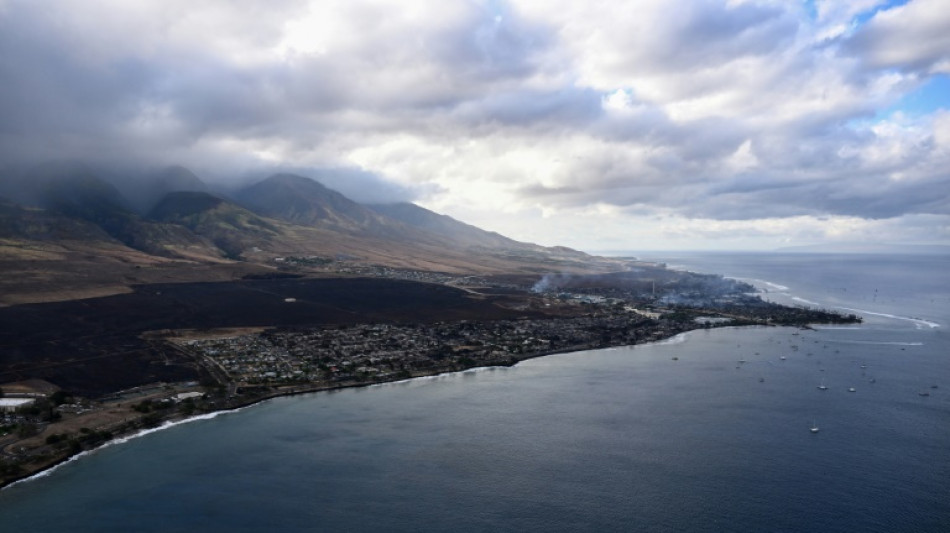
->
<box><xmin>531</xmin><ymin>273</ymin><xmax>572</xmax><ymax>293</ymax></box>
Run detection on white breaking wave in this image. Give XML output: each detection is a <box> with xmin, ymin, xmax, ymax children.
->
<box><xmin>726</xmin><ymin>276</ymin><xmax>791</xmax><ymax>294</ymax></box>
<box><xmin>4</xmin><ymin>409</ymin><xmax>244</xmax><ymax>490</ymax></box>
<box><xmin>836</xmin><ymin>307</ymin><xmax>941</xmax><ymax>329</ymax></box>
<box><xmin>653</xmin><ymin>331</ymin><xmax>691</xmax><ymax>346</ymax></box>
<box><xmin>757</xmin><ymin>279</ymin><xmax>790</xmax><ymax>292</ymax></box>
<box><xmin>730</xmin><ymin>279</ymin><xmax>940</xmax><ymax>331</ymax></box>
<box><xmin>461</xmin><ymin>366</ymin><xmax>503</xmax><ymax>374</ymax></box>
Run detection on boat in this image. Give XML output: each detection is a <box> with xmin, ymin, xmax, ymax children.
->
<box><xmin>810</xmin><ymin>421</ymin><xmax>820</xmax><ymax>433</ymax></box>
<box><xmin>848</xmin><ymin>387</ymin><xmax>856</xmax><ymax>392</ymax></box>
<box><xmin>919</xmin><ymin>391</ymin><xmax>930</xmax><ymax>397</ymax></box>
<box><xmin>818</xmin><ymin>381</ymin><xmax>828</xmax><ymax>391</ymax></box>
<box><xmin>780</xmin><ymin>356</ymin><xmax>786</xmax><ymax>360</ymax></box>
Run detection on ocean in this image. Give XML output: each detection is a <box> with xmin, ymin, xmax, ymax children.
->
<box><xmin>2</xmin><ymin>252</ymin><xmax>948</xmax><ymax>532</ymax></box>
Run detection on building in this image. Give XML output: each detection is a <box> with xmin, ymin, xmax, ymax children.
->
<box><xmin>174</xmin><ymin>392</ymin><xmax>204</xmax><ymax>402</ymax></box>
<box><xmin>0</xmin><ymin>397</ymin><xmax>36</xmax><ymax>413</ymax></box>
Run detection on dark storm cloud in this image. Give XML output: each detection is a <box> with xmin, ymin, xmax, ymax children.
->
<box><xmin>0</xmin><ymin>0</ymin><xmax>559</xmax><ymax>175</ymax></box>
<box><xmin>0</xmin><ymin>15</ymin><xmax>152</xmax><ymax>160</ymax></box>
<box><xmin>0</xmin><ymin>1</ymin><xmax>319</xmax><ymax>165</ymax></box>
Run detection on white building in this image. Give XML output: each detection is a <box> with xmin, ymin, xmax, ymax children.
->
<box><xmin>0</xmin><ymin>397</ymin><xmax>35</xmax><ymax>412</ymax></box>
<box><xmin>174</xmin><ymin>392</ymin><xmax>204</xmax><ymax>402</ymax></box>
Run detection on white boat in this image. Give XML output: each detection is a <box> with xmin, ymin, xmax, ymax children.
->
<box><xmin>848</xmin><ymin>387</ymin><xmax>856</xmax><ymax>392</ymax></box>
<box><xmin>818</xmin><ymin>380</ymin><xmax>828</xmax><ymax>391</ymax></box>
<box><xmin>810</xmin><ymin>421</ymin><xmax>820</xmax><ymax>433</ymax></box>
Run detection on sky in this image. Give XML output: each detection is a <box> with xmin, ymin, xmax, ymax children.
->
<box><xmin>0</xmin><ymin>0</ymin><xmax>948</xmax><ymax>251</ymax></box>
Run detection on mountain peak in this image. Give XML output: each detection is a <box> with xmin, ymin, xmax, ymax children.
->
<box><xmin>154</xmin><ymin>165</ymin><xmax>208</xmax><ymax>191</ymax></box>
<box><xmin>148</xmin><ymin>191</ymin><xmax>225</xmax><ymax>221</ymax></box>
<box><xmin>119</xmin><ymin>165</ymin><xmax>210</xmax><ymax>214</ymax></box>
<box><xmin>263</xmin><ymin>173</ymin><xmax>329</xmax><ymax>188</ymax></box>
<box><xmin>235</xmin><ymin>173</ymin><xmax>378</xmax><ymax>230</ymax></box>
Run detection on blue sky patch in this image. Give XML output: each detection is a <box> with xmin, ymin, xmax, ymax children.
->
<box><xmin>882</xmin><ymin>74</ymin><xmax>950</xmax><ymax>118</ymax></box>
<box><xmin>853</xmin><ymin>0</ymin><xmax>911</xmax><ymax>26</ymax></box>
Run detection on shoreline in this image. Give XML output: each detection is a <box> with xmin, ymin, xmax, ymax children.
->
<box><xmin>1</xmin><ymin>327</ymin><xmax>711</xmax><ymax>491</ymax></box>
<box><xmin>1</xmin><ymin>317</ymin><xmax>838</xmax><ymax>492</ymax></box>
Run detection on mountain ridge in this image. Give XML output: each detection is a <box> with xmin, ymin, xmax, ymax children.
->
<box><xmin>0</xmin><ymin>164</ymin><xmax>619</xmax><ymax>305</ymax></box>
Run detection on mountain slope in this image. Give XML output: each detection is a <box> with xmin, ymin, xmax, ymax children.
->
<box><xmin>149</xmin><ymin>191</ymin><xmax>281</xmax><ymax>259</ymax></box>
<box><xmin>366</xmin><ymin>202</ymin><xmax>525</xmax><ymax>250</ymax></box>
<box><xmin>17</xmin><ymin>164</ymin><xmax>219</xmax><ymax>257</ymax></box>
<box><xmin>0</xmin><ymin>198</ymin><xmax>117</xmax><ymax>243</ymax></box>
<box><xmin>232</xmin><ymin>174</ymin><xmax>601</xmax><ymax>268</ymax></box>
<box><xmin>0</xmin><ymin>165</ymin><xmax>626</xmax><ymax>305</ymax></box>
<box><xmin>22</xmin><ymin>162</ymin><xmax>133</xmax><ymax>220</ymax></box>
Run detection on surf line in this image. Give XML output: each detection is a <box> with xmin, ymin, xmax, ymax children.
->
<box><xmin>3</xmin><ymin>408</ymin><xmax>246</xmax><ymax>490</ymax></box>
<box><xmin>724</xmin><ymin>276</ymin><xmax>790</xmax><ymax>293</ymax></box>
<box><xmin>836</xmin><ymin>306</ymin><xmax>940</xmax><ymax>329</ymax></box>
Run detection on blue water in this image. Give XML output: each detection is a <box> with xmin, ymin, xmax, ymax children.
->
<box><xmin>2</xmin><ymin>253</ymin><xmax>948</xmax><ymax>532</ymax></box>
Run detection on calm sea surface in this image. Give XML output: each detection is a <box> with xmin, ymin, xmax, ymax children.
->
<box><xmin>2</xmin><ymin>253</ymin><xmax>948</xmax><ymax>532</ymax></box>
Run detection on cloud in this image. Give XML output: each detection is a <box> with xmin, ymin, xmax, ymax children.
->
<box><xmin>0</xmin><ymin>0</ymin><xmax>947</xmax><ymax>249</ymax></box>
<box><xmin>843</xmin><ymin>0</ymin><xmax>950</xmax><ymax>73</ymax></box>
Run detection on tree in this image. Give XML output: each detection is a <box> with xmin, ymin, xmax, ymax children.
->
<box><xmin>178</xmin><ymin>400</ymin><xmax>195</xmax><ymax>416</ymax></box>
<box><xmin>141</xmin><ymin>412</ymin><xmax>163</xmax><ymax>428</ymax></box>
<box><xmin>17</xmin><ymin>423</ymin><xmax>38</xmax><ymax>439</ymax></box>
<box><xmin>50</xmin><ymin>390</ymin><xmax>73</xmax><ymax>406</ymax></box>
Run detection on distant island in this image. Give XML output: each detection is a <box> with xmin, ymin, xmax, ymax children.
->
<box><xmin>0</xmin><ymin>163</ymin><xmax>860</xmax><ymax>488</ymax></box>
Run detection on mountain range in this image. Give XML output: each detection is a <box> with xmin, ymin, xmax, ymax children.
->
<box><xmin>0</xmin><ymin>163</ymin><xmax>617</xmax><ymax>305</ymax></box>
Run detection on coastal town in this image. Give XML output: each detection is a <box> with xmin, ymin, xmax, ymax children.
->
<box><xmin>183</xmin><ymin>309</ymin><xmax>686</xmax><ymax>389</ymax></box>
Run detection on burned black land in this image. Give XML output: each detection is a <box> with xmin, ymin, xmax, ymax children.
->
<box><xmin>0</xmin><ymin>278</ymin><xmax>534</xmax><ymax>397</ymax></box>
